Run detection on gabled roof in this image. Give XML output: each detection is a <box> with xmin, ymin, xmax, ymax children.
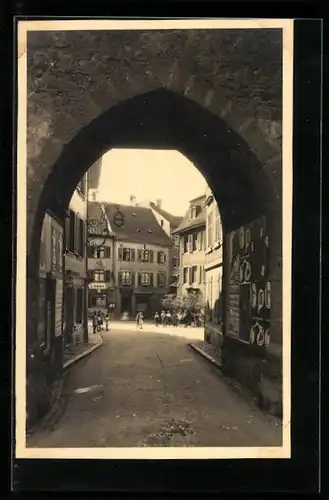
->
<box><xmin>103</xmin><ymin>203</ymin><xmax>173</xmax><ymax>246</ymax></box>
<box><xmin>149</xmin><ymin>203</ymin><xmax>183</xmax><ymax>230</ymax></box>
<box><xmin>172</xmin><ymin>208</ymin><xmax>206</xmax><ymax>234</ymax></box>
<box><xmin>172</xmin><ymin>194</ymin><xmax>207</xmax><ymax>235</ymax></box>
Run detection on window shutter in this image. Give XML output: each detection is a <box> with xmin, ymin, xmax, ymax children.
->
<box><xmin>164</xmin><ymin>252</ymin><xmax>166</xmax><ymax>262</ymax></box>
<box><xmin>189</xmin><ymin>267</ymin><xmax>192</xmax><ymax>285</ymax></box>
<box><xmin>188</xmin><ymin>234</ymin><xmax>193</xmax><ymax>252</ymax></box>
<box><xmin>118</xmin><ymin>247</ymin><xmax>123</xmax><ymax>260</ymax></box>
<box><xmin>138</xmin><ymin>272</ymin><xmax>142</xmax><ymax>286</ymax></box>
<box><xmin>131</xmin><ymin>249</ymin><xmax>135</xmax><ymax>261</ymax></box>
<box><xmin>150</xmin><ymin>250</ymin><xmax>154</xmax><ymax>263</ymax></box>
<box><xmin>131</xmin><ymin>272</ymin><xmax>135</xmax><ymax>287</ymax></box>
<box><xmin>105</xmin><ymin>271</ymin><xmax>110</xmax><ymax>282</ymax></box>
<box><xmin>138</xmin><ymin>249</ymin><xmax>142</xmax><ymax>261</ymax></box>
<box><xmin>65</xmin><ymin>217</ymin><xmax>70</xmax><ymax>250</ymax></box>
<box><xmin>104</xmin><ymin>246</ymin><xmax>110</xmax><ymax>258</ymax></box>
<box><xmin>150</xmin><ymin>273</ymin><xmax>154</xmax><ymax>287</ymax></box>
<box><xmin>118</xmin><ymin>271</ymin><xmax>122</xmax><ymax>285</ymax></box>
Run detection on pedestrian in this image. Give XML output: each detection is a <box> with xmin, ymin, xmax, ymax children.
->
<box><xmin>97</xmin><ymin>310</ymin><xmax>103</xmax><ymax>331</ymax></box>
<box><xmin>160</xmin><ymin>310</ymin><xmax>166</xmax><ymax>326</ymax></box>
<box><xmin>172</xmin><ymin>311</ymin><xmax>178</xmax><ymax>327</ymax></box>
<box><xmin>92</xmin><ymin>311</ymin><xmax>98</xmax><ymax>334</ymax></box>
<box><xmin>177</xmin><ymin>310</ymin><xmax>182</xmax><ymax>327</ymax></box>
<box><xmin>154</xmin><ymin>311</ymin><xmax>160</xmax><ymax>326</ymax></box>
<box><xmin>136</xmin><ymin>311</ymin><xmax>144</xmax><ymax>330</ymax></box>
<box><xmin>166</xmin><ymin>310</ymin><xmax>172</xmax><ymax>326</ymax></box>
<box><xmin>105</xmin><ymin>310</ymin><xmax>110</xmax><ymax>331</ymax></box>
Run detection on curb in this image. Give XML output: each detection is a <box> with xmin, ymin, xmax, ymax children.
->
<box><xmin>188</xmin><ymin>342</ymin><xmax>223</xmax><ymax>370</ymax></box>
<box><xmin>26</xmin><ymin>376</ymin><xmax>64</xmax><ymax>439</ymax></box>
<box><xmin>63</xmin><ymin>335</ymin><xmax>103</xmax><ymax>370</ymax></box>
<box><xmin>27</xmin><ymin>335</ymin><xmax>103</xmax><ymax>441</ymax></box>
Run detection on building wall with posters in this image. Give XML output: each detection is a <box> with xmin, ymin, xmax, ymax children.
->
<box><xmin>204</xmin><ymin>189</ymin><xmax>224</xmax><ymax>348</ymax></box>
<box><xmin>172</xmin><ymin>195</ymin><xmax>207</xmax><ymax>299</ymax></box>
<box><xmin>63</xmin><ymin>173</ymin><xmax>88</xmax><ymax>346</ymax></box>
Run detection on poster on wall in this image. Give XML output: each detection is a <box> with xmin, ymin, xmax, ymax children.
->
<box><xmin>226</xmin><ymin>216</ymin><xmax>271</xmax><ymax>346</ymax></box>
<box><xmin>51</xmin><ymin>219</ymin><xmax>64</xmax><ymax>278</ymax></box>
<box><xmin>55</xmin><ymin>278</ymin><xmax>63</xmax><ymax>337</ymax></box>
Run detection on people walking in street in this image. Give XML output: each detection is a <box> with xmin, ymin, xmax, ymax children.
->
<box><xmin>154</xmin><ymin>311</ymin><xmax>160</xmax><ymax>327</ymax></box>
<box><xmin>177</xmin><ymin>310</ymin><xmax>183</xmax><ymax>327</ymax></box>
<box><xmin>166</xmin><ymin>310</ymin><xmax>172</xmax><ymax>326</ymax></box>
<box><xmin>97</xmin><ymin>310</ymin><xmax>104</xmax><ymax>331</ymax></box>
<box><xmin>172</xmin><ymin>311</ymin><xmax>178</xmax><ymax>327</ymax></box>
<box><xmin>160</xmin><ymin>310</ymin><xmax>166</xmax><ymax>326</ymax></box>
<box><xmin>136</xmin><ymin>312</ymin><xmax>144</xmax><ymax>330</ymax></box>
<box><xmin>92</xmin><ymin>311</ymin><xmax>98</xmax><ymax>334</ymax></box>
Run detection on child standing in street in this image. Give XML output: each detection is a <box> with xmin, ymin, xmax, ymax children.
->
<box><xmin>136</xmin><ymin>312</ymin><xmax>144</xmax><ymax>330</ymax></box>
<box><xmin>154</xmin><ymin>311</ymin><xmax>160</xmax><ymax>327</ymax></box>
<box><xmin>92</xmin><ymin>311</ymin><xmax>98</xmax><ymax>334</ymax></box>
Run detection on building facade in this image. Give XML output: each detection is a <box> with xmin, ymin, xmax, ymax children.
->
<box><xmin>172</xmin><ymin>194</ymin><xmax>207</xmax><ymax>299</ymax></box>
<box><xmin>63</xmin><ymin>173</ymin><xmax>88</xmax><ymax>346</ymax></box>
<box><xmin>87</xmin><ymin>200</ymin><xmax>116</xmax><ymax>316</ymax></box>
<box><xmin>103</xmin><ymin>203</ymin><xmax>173</xmax><ymax>319</ymax></box>
<box><xmin>204</xmin><ymin>188</ymin><xmax>224</xmax><ymax>347</ymax></box>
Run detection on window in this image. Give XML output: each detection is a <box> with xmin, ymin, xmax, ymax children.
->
<box><xmin>183</xmin><ymin>267</ymin><xmax>188</xmax><ymax>284</ymax></box>
<box><xmin>141</xmin><ymin>272</ymin><xmax>150</xmax><ymax>286</ymax></box>
<box><xmin>192</xmin><ymin>233</ymin><xmax>198</xmax><ymax>251</ymax></box>
<box><xmin>96</xmin><ymin>295</ymin><xmax>106</xmax><ymax>307</ymax></box>
<box><xmin>207</xmin><ymin>211</ymin><xmax>213</xmax><ymax>248</ymax></box>
<box><xmin>190</xmin><ymin>206</ymin><xmax>196</xmax><ymax>219</ymax></box>
<box><xmin>192</xmin><ymin>265</ymin><xmax>198</xmax><ymax>283</ymax></box>
<box><xmin>157</xmin><ymin>251</ymin><xmax>165</xmax><ymax>264</ymax></box>
<box><xmin>160</xmin><ymin>219</ymin><xmax>164</xmax><ymax>227</ymax></box>
<box><xmin>76</xmin><ymin>288</ymin><xmax>83</xmax><ymax>324</ymax></box>
<box><xmin>94</xmin><ymin>270</ymin><xmax>105</xmax><ymax>282</ymax></box>
<box><xmin>121</xmin><ymin>271</ymin><xmax>132</xmax><ymax>286</ymax></box>
<box><xmin>91</xmin><ymin>246</ymin><xmax>111</xmax><ymax>258</ymax></box>
<box><xmin>172</xmin><ymin>256</ymin><xmax>179</xmax><ymax>267</ymax></box>
<box><xmin>214</xmin><ymin>205</ymin><xmax>221</xmax><ymax>243</ymax></box>
<box><xmin>123</xmin><ymin>248</ymin><xmax>131</xmax><ymax>261</ymax></box>
<box><xmin>157</xmin><ymin>273</ymin><xmax>166</xmax><ymax>287</ymax></box>
<box><xmin>141</xmin><ymin>249</ymin><xmax>149</xmax><ymax>262</ymax></box>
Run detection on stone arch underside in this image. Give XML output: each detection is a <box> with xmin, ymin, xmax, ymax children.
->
<box><xmin>30</xmin><ymin>88</ymin><xmax>278</xmax><ymax>274</ymax></box>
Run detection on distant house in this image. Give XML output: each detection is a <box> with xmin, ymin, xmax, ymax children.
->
<box><xmin>172</xmin><ymin>194</ymin><xmax>207</xmax><ymax>299</ymax></box>
<box><xmin>101</xmin><ymin>202</ymin><xmax>173</xmax><ymax>319</ymax></box>
<box><xmin>203</xmin><ymin>187</ymin><xmax>223</xmax><ymax>346</ymax></box>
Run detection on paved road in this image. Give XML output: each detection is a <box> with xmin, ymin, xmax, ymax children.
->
<box><xmin>28</xmin><ymin>328</ymin><xmax>282</xmax><ymax>448</ymax></box>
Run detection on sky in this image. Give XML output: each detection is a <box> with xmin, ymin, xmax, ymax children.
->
<box><xmin>96</xmin><ymin>149</ymin><xmax>208</xmax><ymax>216</ymax></box>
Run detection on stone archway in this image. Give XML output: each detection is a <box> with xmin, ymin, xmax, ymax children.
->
<box><xmin>25</xmin><ymin>28</ymin><xmax>283</xmax><ymax>423</ymax></box>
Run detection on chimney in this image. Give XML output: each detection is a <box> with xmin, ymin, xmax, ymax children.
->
<box><xmin>156</xmin><ymin>198</ymin><xmax>162</xmax><ymax>209</ymax></box>
<box><xmin>88</xmin><ymin>189</ymin><xmax>97</xmax><ymax>202</ymax></box>
<box><xmin>130</xmin><ymin>194</ymin><xmax>136</xmax><ymax>205</ymax></box>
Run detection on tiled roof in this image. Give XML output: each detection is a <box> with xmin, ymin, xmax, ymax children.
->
<box><xmin>103</xmin><ymin>203</ymin><xmax>173</xmax><ymax>246</ymax></box>
<box><xmin>149</xmin><ymin>203</ymin><xmax>183</xmax><ymax>230</ymax></box>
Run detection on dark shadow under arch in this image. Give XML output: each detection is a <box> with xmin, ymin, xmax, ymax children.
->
<box><xmin>30</xmin><ymin>87</ymin><xmax>276</xmax><ymax>273</ymax></box>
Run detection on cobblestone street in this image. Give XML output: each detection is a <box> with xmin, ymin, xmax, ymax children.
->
<box><xmin>28</xmin><ymin>327</ymin><xmax>282</xmax><ymax>448</ymax></box>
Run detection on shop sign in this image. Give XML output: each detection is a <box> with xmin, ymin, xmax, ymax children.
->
<box><xmin>89</xmin><ymin>282</ymin><xmax>107</xmax><ymax>290</ymax></box>
<box><xmin>55</xmin><ymin>278</ymin><xmax>63</xmax><ymax>337</ymax></box>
